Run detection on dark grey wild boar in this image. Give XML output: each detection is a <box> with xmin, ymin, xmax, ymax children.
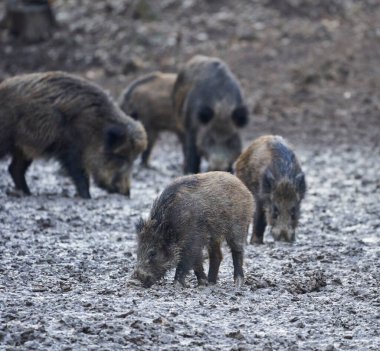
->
<box><xmin>119</xmin><ymin>72</ymin><xmax>184</xmax><ymax>166</ymax></box>
<box><xmin>172</xmin><ymin>55</ymin><xmax>249</xmax><ymax>174</ymax></box>
<box><xmin>0</xmin><ymin>72</ymin><xmax>147</xmax><ymax>198</ymax></box>
<box><xmin>133</xmin><ymin>171</ymin><xmax>254</xmax><ymax>288</ymax></box>
<box><xmin>235</xmin><ymin>135</ymin><xmax>306</xmax><ymax>243</ymax></box>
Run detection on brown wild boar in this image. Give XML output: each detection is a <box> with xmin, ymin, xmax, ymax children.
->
<box><xmin>235</xmin><ymin>135</ymin><xmax>306</xmax><ymax>243</ymax></box>
<box><xmin>133</xmin><ymin>171</ymin><xmax>254</xmax><ymax>288</ymax></box>
<box><xmin>173</xmin><ymin>55</ymin><xmax>249</xmax><ymax>174</ymax></box>
<box><xmin>119</xmin><ymin>72</ymin><xmax>184</xmax><ymax>165</ymax></box>
<box><xmin>0</xmin><ymin>71</ymin><xmax>147</xmax><ymax>198</ymax></box>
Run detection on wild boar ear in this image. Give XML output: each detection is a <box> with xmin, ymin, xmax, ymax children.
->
<box><xmin>130</xmin><ymin>111</ymin><xmax>139</xmax><ymax>120</ymax></box>
<box><xmin>262</xmin><ymin>169</ymin><xmax>275</xmax><ymax>194</ymax></box>
<box><xmin>295</xmin><ymin>172</ymin><xmax>307</xmax><ymax>198</ymax></box>
<box><xmin>147</xmin><ymin>248</ymin><xmax>157</xmax><ymax>260</ymax></box>
<box><xmin>231</xmin><ymin>105</ymin><xmax>248</xmax><ymax>127</ymax></box>
<box><xmin>105</xmin><ymin>124</ymin><xmax>127</xmax><ymax>151</ymax></box>
<box><xmin>198</xmin><ymin>105</ymin><xmax>214</xmax><ymax>124</ymax></box>
<box><xmin>135</xmin><ymin>217</ymin><xmax>145</xmax><ymax>234</ymax></box>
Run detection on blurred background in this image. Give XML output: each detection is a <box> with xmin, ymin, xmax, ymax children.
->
<box><xmin>0</xmin><ymin>0</ymin><xmax>379</xmax><ymax>147</ymax></box>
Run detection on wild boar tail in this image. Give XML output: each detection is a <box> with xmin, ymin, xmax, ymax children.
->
<box><xmin>119</xmin><ymin>73</ymin><xmax>158</xmax><ymax>107</ymax></box>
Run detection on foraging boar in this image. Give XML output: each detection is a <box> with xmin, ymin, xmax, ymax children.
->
<box><xmin>235</xmin><ymin>135</ymin><xmax>306</xmax><ymax>243</ymax></box>
<box><xmin>173</xmin><ymin>55</ymin><xmax>249</xmax><ymax>174</ymax></box>
<box><xmin>133</xmin><ymin>171</ymin><xmax>254</xmax><ymax>288</ymax></box>
<box><xmin>119</xmin><ymin>72</ymin><xmax>184</xmax><ymax>165</ymax></box>
<box><xmin>0</xmin><ymin>71</ymin><xmax>147</xmax><ymax>198</ymax></box>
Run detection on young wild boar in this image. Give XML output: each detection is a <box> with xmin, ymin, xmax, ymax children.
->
<box><xmin>133</xmin><ymin>171</ymin><xmax>254</xmax><ymax>288</ymax></box>
<box><xmin>119</xmin><ymin>72</ymin><xmax>184</xmax><ymax>166</ymax></box>
<box><xmin>0</xmin><ymin>72</ymin><xmax>147</xmax><ymax>198</ymax></box>
<box><xmin>172</xmin><ymin>55</ymin><xmax>249</xmax><ymax>174</ymax></box>
<box><xmin>235</xmin><ymin>135</ymin><xmax>306</xmax><ymax>244</ymax></box>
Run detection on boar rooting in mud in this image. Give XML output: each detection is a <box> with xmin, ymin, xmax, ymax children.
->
<box><xmin>133</xmin><ymin>172</ymin><xmax>254</xmax><ymax>288</ymax></box>
<box><xmin>0</xmin><ymin>71</ymin><xmax>147</xmax><ymax>198</ymax></box>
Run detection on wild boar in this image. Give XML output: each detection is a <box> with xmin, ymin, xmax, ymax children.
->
<box><xmin>172</xmin><ymin>55</ymin><xmax>249</xmax><ymax>174</ymax></box>
<box><xmin>133</xmin><ymin>171</ymin><xmax>254</xmax><ymax>288</ymax></box>
<box><xmin>119</xmin><ymin>72</ymin><xmax>184</xmax><ymax>166</ymax></box>
<box><xmin>235</xmin><ymin>135</ymin><xmax>306</xmax><ymax>243</ymax></box>
<box><xmin>0</xmin><ymin>71</ymin><xmax>147</xmax><ymax>198</ymax></box>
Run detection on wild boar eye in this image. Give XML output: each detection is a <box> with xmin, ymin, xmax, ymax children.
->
<box><xmin>106</xmin><ymin>149</ymin><xmax>124</xmax><ymax>161</ymax></box>
<box><xmin>110</xmin><ymin>152</ymin><xmax>128</xmax><ymax>163</ymax></box>
<box><xmin>272</xmin><ymin>205</ymin><xmax>279</xmax><ymax>219</ymax></box>
<box><xmin>114</xmin><ymin>153</ymin><xmax>126</xmax><ymax>159</ymax></box>
<box><xmin>148</xmin><ymin>250</ymin><xmax>156</xmax><ymax>259</ymax></box>
<box><xmin>290</xmin><ymin>207</ymin><xmax>297</xmax><ymax>220</ymax></box>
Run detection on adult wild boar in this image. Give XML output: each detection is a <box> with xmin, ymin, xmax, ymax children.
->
<box><xmin>119</xmin><ymin>72</ymin><xmax>183</xmax><ymax>166</ymax></box>
<box><xmin>235</xmin><ymin>135</ymin><xmax>306</xmax><ymax>243</ymax></box>
<box><xmin>173</xmin><ymin>55</ymin><xmax>249</xmax><ymax>173</ymax></box>
<box><xmin>0</xmin><ymin>72</ymin><xmax>147</xmax><ymax>198</ymax></box>
<box><xmin>133</xmin><ymin>171</ymin><xmax>254</xmax><ymax>288</ymax></box>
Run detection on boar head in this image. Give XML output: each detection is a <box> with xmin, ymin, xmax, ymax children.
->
<box><xmin>261</xmin><ymin>169</ymin><xmax>306</xmax><ymax>242</ymax></box>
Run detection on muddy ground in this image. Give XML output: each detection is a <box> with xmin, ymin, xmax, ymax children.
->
<box><xmin>0</xmin><ymin>0</ymin><xmax>379</xmax><ymax>350</ymax></box>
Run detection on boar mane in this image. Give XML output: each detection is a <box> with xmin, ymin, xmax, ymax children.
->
<box><xmin>137</xmin><ymin>177</ymin><xmax>200</xmax><ymax>243</ymax></box>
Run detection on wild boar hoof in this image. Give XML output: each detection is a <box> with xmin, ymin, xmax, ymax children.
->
<box><xmin>6</xmin><ymin>189</ymin><xmax>30</xmax><ymax>197</ymax></box>
<box><xmin>141</xmin><ymin>163</ymin><xmax>157</xmax><ymax>171</ymax></box>
<box><xmin>234</xmin><ymin>276</ymin><xmax>244</xmax><ymax>288</ymax></box>
<box><xmin>77</xmin><ymin>192</ymin><xmax>91</xmax><ymax>199</ymax></box>
<box><xmin>198</xmin><ymin>278</ymin><xmax>208</xmax><ymax>287</ymax></box>
<box><xmin>174</xmin><ymin>279</ymin><xmax>188</xmax><ymax>288</ymax></box>
<box><xmin>250</xmin><ymin>236</ymin><xmax>264</xmax><ymax>245</ymax></box>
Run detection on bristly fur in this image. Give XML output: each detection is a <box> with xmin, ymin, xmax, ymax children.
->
<box><xmin>274</xmin><ymin>179</ymin><xmax>298</xmax><ymax>200</ymax></box>
<box><xmin>270</xmin><ymin>139</ymin><xmax>297</xmax><ymax>176</ymax></box>
<box><xmin>295</xmin><ymin>172</ymin><xmax>307</xmax><ymax>198</ymax></box>
<box><xmin>261</xmin><ymin>138</ymin><xmax>306</xmax><ymax>198</ymax></box>
<box><xmin>262</xmin><ymin>168</ymin><xmax>275</xmax><ymax>195</ymax></box>
<box><xmin>149</xmin><ymin>177</ymin><xmax>199</xmax><ymax>230</ymax></box>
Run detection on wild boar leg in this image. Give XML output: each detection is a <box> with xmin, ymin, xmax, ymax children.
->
<box><xmin>176</xmin><ymin>129</ymin><xmax>186</xmax><ymax>155</ymax></box>
<box><xmin>251</xmin><ymin>203</ymin><xmax>266</xmax><ymax>244</ymax></box>
<box><xmin>59</xmin><ymin>148</ymin><xmax>90</xmax><ymax>199</ymax></box>
<box><xmin>174</xmin><ymin>258</ymin><xmax>193</xmax><ymax>287</ymax></box>
<box><xmin>176</xmin><ymin>130</ymin><xmax>185</xmax><ymax>147</ymax></box>
<box><xmin>208</xmin><ymin>242</ymin><xmax>223</xmax><ymax>284</ymax></box>
<box><xmin>231</xmin><ymin>249</ymin><xmax>244</xmax><ymax>287</ymax></box>
<box><xmin>8</xmin><ymin>148</ymin><xmax>32</xmax><ymax>195</ymax></box>
<box><xmin>226</xmin><ymin>237</ymin><xmax>245</xmax><ymax>286</ymax></box>
<box><xmin>141</xmin><ymin>130</ymin><xmax>158</xmax><ymax>166</ymax></box>
<box><xmin>193</xmin><ymin>254</ymin><xmax>208</xmax><ymax>286</ymax></box>
<box><xmin>184</xmin><ymin>130</ymin><xmax>200</xmax><ymax>174</ymax></box>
